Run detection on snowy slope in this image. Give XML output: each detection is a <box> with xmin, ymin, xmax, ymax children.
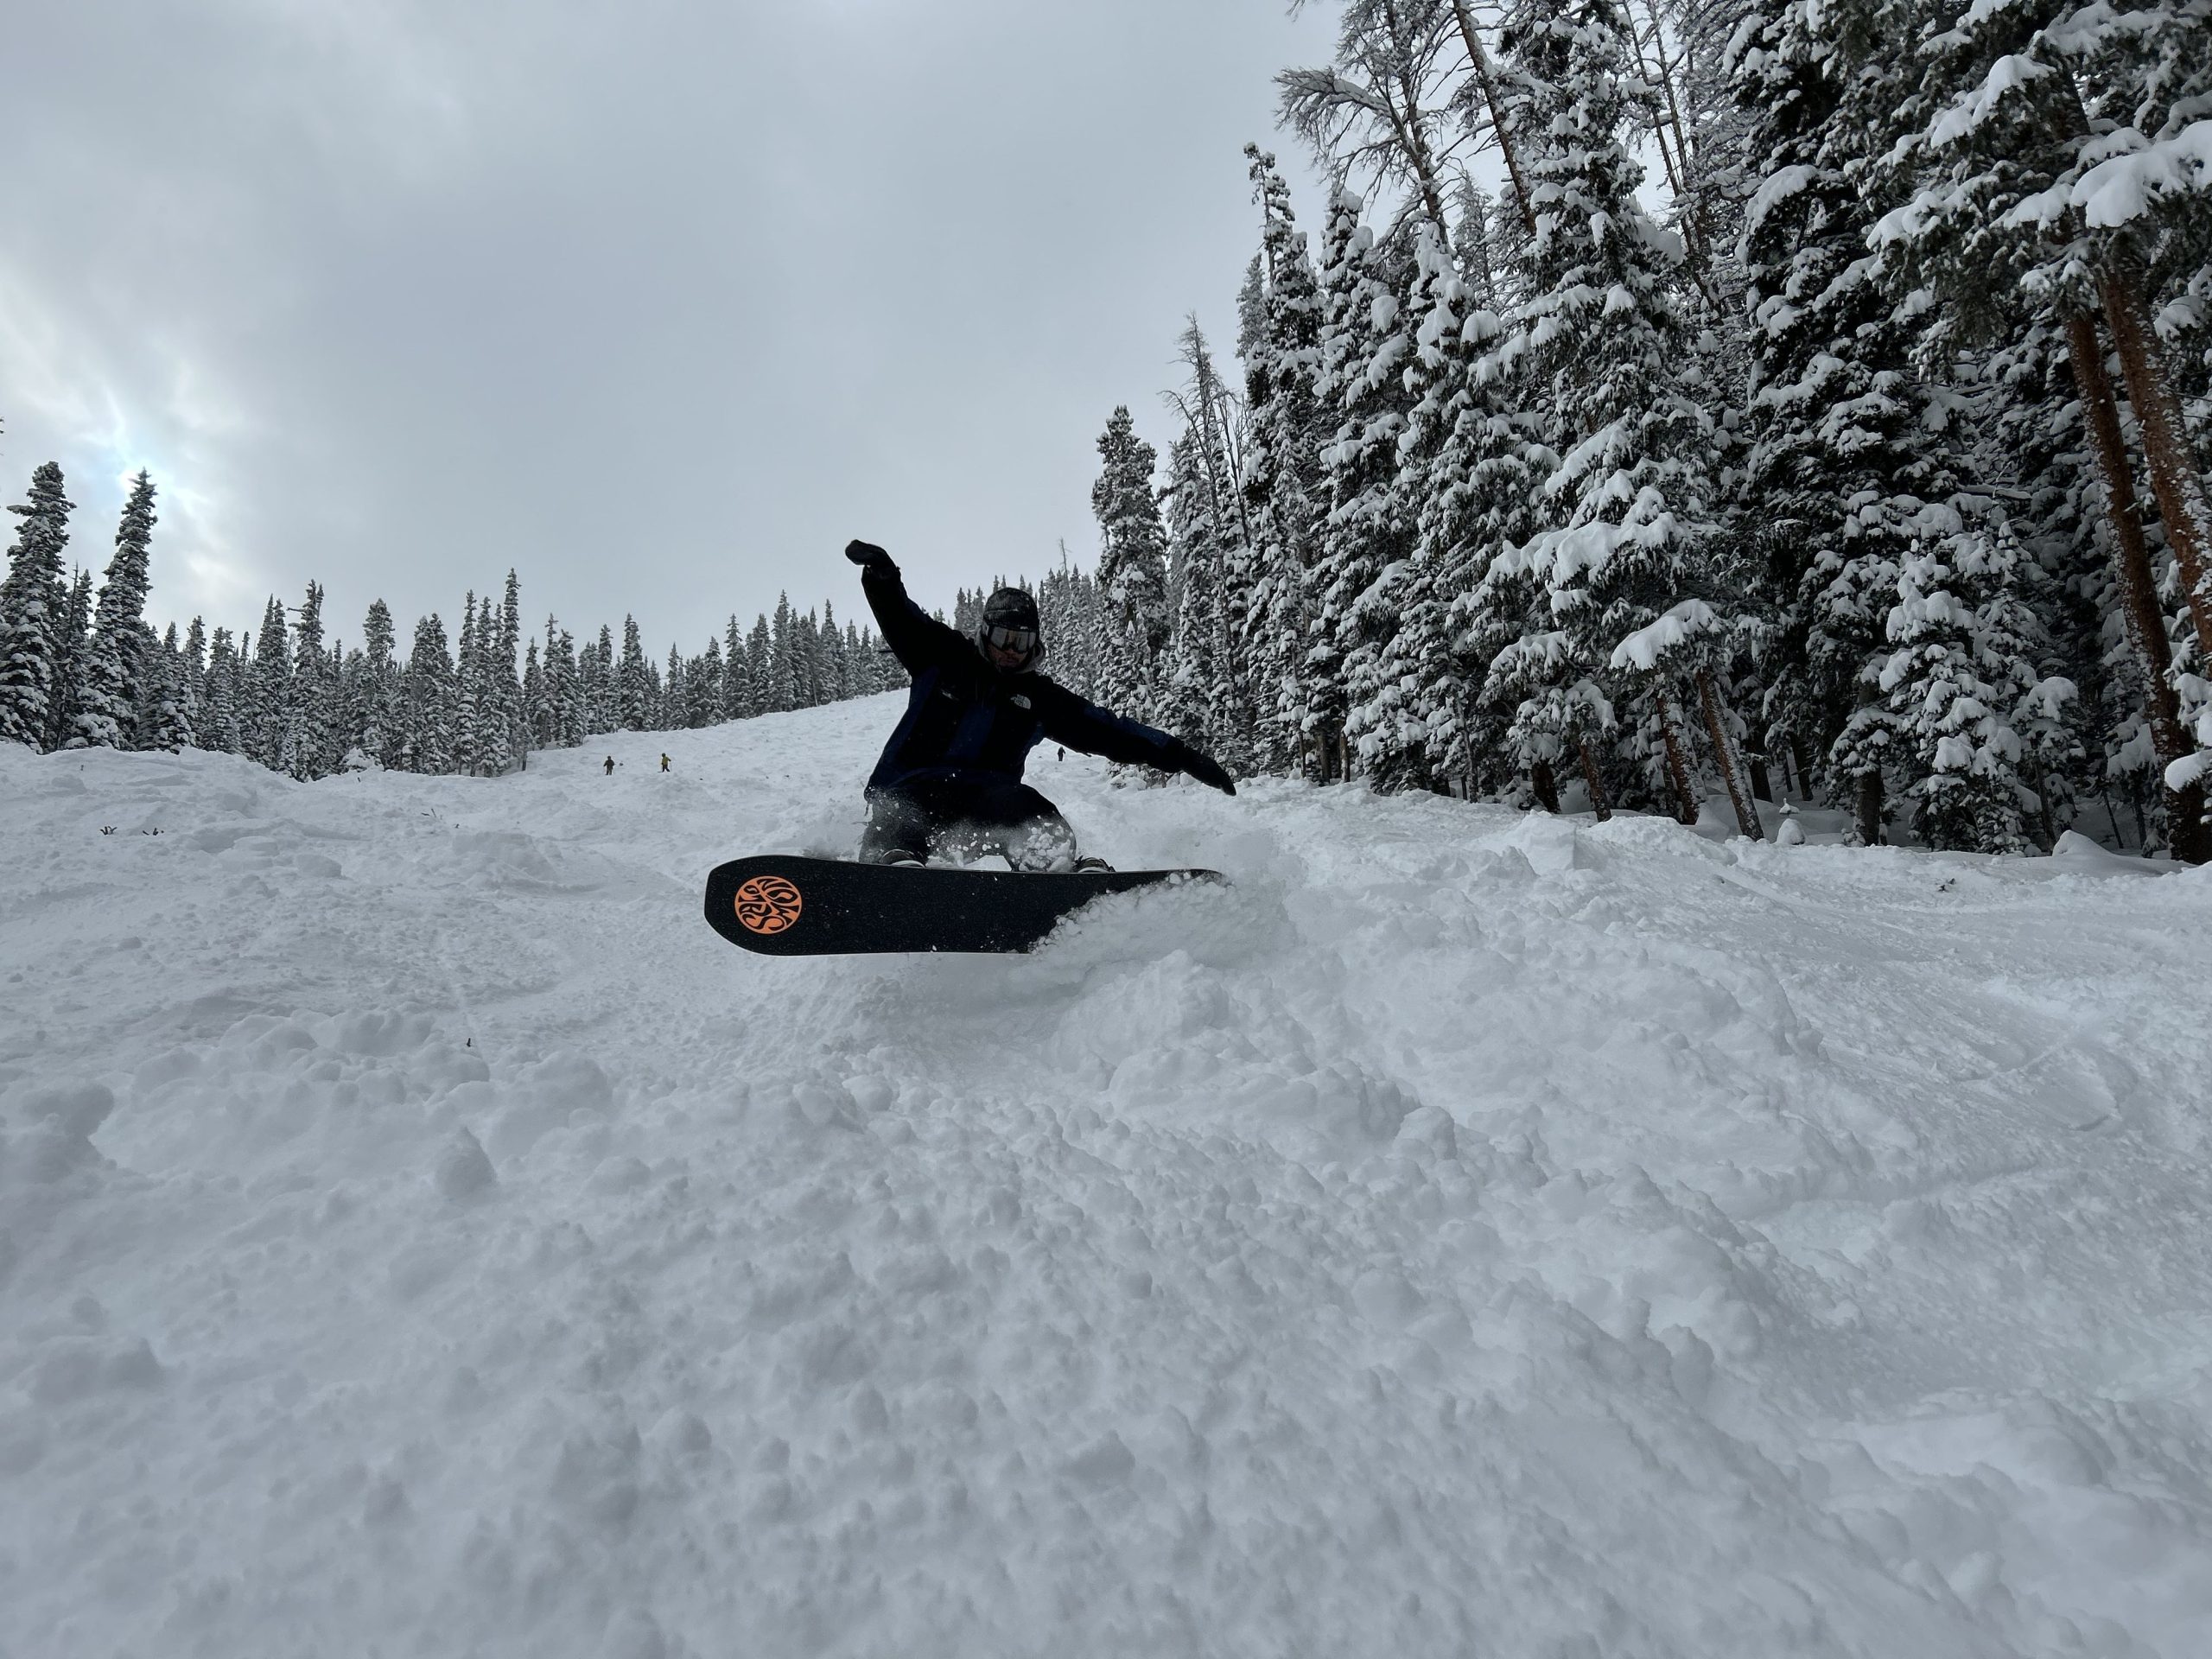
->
<box><xmin>5</xmin><ymin>695</ymin><xmax>2212</xmax><ymax>1659</ymax></box>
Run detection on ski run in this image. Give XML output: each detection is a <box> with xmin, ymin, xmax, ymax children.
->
<box><xmin>5</xmin><ymin>690</ymin><xmax>2211</xmax><ymax>1659</ymax></box>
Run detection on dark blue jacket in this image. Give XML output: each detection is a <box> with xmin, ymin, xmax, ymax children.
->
<box><xmin>860</xmin><ymin>567</ymin><xmax>1181</xmax><ymax>791</ymax></box>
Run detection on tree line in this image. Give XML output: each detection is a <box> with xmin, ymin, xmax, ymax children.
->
<box><xmin>0</xmin><ymin>463</ymin><xmax>906</xmax><ymax>779</ymax></box>
<box><xmin>1083</xmin><ymin>0</ymin><xmax>2212</xmax><ymax>861</ymax></box>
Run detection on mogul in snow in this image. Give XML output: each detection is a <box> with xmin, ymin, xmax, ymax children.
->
<box><xmin>845</xmin><ymin>538</ymin><xmax>1233</xmax><ymax>872</ymax></box>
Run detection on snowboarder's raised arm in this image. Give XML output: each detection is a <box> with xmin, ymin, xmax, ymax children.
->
<box><xmin>1036</xmin><ymin>688</ymin><xmax>1237</xmax><ymax>793</ymax></box>
<box><xmin>845</xmin><ymin>540</ymin><xmax>969</xmax><ymax>673</ymax></box>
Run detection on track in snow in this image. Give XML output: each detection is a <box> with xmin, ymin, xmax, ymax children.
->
<box><xmin>4</xmin><ymin>693</ymin><xmax>2211</xmax><ymax>1658</ymax></box>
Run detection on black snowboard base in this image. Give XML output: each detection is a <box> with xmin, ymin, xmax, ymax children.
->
<box><xmin>703</xmin><ymin>855</ymin><xmax>1224</xmax><ymax>956</ymax></box>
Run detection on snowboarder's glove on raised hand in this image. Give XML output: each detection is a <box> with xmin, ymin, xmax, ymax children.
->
<box><xmin>1166</xmin><ymin>740</ymin><xmax>1236</xmax><ymax>796</ymax></box>
<box><xmin>844</xmin><ymin>539</ymin><xmax>897</xmax><ymax>579</ymax></box>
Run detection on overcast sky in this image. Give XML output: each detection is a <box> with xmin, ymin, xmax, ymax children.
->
<box><xmin>3</xmin><ymin>0</ymin><xmax>1347</xmax><ymax>653</ymax></box>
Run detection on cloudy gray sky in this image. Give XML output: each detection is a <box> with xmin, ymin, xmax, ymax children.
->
<box><xmin>4</xmin><ymin>0</ymin><xmax>1346</xmax><ymax>655</ymax></box>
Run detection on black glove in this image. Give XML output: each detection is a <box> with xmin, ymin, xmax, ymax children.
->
<box><xmin>1167</xmin><ymin>740</ymin><xmax>1236</xmax><ymax>796</ymax></box>
<box><xmin>844</xmin><ymin>539</ymin><xmax>897</xmax><ymax>578</ymax></box>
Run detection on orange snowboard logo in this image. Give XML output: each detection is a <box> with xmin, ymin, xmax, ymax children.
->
<box><xmin>734</xmin><ymin>874</ymin><xmax>804</xmax><ymax>935</ymax></box>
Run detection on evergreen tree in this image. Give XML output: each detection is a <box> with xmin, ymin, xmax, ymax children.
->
<box><xmin>250</xmin><ymin>597</ymin><xmax>292</xmax><ymax>772</ymax></box>
<box><xmin>180</xmin><ymin>616</ymin><xmax>208</xmax><ymax>736</ymax></box>
<box><xmin>289</xmin><ymin>581</ymin><xmax>334</xmax><ymax>779</ymax></box>
<box><xmin>359</xmin><ymin>600</ymin><xmax>400</xmax><ymax>765</ymax></box>
<box><xmin>722</xmin><ymin>614</ymin><xmax>752</xmax><ymax>718</ymax></box>
<box><xmin>747</xmin><ymin>613</ymin><xmax>773</xmax><ymax>713</ymax></box>
<box><xmin>202</xmin><ymin>628</ymin><xmax>244</xmax><ymax>753</ymax></box>
<box><xmin>1239</xmin><ymin>146</ymin><xmax>1332</xmax><ymax>774</ymax></box>
<box><xmin>820</xmin><ymin>599</ymin><xmax>849</xmax><ymax>702</ymax></box>
<box><xmin>1090</xmin><ymin>404</ymin><xmax>1173</xmax><ymax>717</ymax></box>
<box><xmin>1487</xmin><ymin>0</ymin><xmax>1729</xmax><ymax>826</ymax></box>
<box><xmin>137</xmin><ymin>621</ymin><xmax>195</xmax><ymax>752</ymax></box>
<box><xmin>1879</xmin><ymin>520</ymin><xmax>2074</xmax><ymax>852</ymax></box>
<box><xmin>1161</xmin><ymin>427</ymin><xmax>1232</xmax><ymax>757</ymax></box>
<box><xmin>1729</xmin><ymin>0</ymin><xmax>1951</xmax><ymax>843</ymax></box>
<box><xmin>67</xmin><ymin>471</ymin><xmax>158</xmax><ymax>750</ymax></box>
<box><xmin>403</xmin><ymin>613</ymin><xmax>454</xmax><ymax>773</ymax></box>
<box><xmin>553</xmin><ymin>627</ymin><xmax>583</xmax><ymax>746</ymax></box>
<box><xmin>0</xmin><ymin>463</ymin><xmax>75</xmax><ymax>749</ymax></box>
<box><xmin>49</xmin><ymin>566</ymin><xmax>95</xmax><ymax>752</ymax></box>
<box><xmin>618</xmin><ymin>614</ymin><xmax>651</xmax><ymax>730</ymax></box>
<box><xmin>769</xmin><ymin>594</ymin><xmax>799</xmax><ymax>712</ymax></box>
<box><xmin>498</xmin><ymin>570</ymin><xmax>524</xmax><ymax>767</ymax></box>
<box><xmin>454</xmin><ymin>593</ymin><xmax>483</xmax><ymax>775</ymax></box>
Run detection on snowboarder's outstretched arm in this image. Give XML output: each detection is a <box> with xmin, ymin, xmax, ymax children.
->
<box><xmin>1036</xmin><ymin>688</ymin><xmax>1236</xmax><ymax>794</ymax></box>
<box><xmin>846</xmin><ymin>540</ymin><xmax>969</xmax><ymax>674</ymax></box>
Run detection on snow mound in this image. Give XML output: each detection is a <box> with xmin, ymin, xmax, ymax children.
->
<box><xmin>4</xmin><ymin>707</ymin><xmax>2211</xmax><ymax>1657</ymax></box>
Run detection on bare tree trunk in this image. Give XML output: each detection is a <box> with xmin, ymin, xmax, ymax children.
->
<box><xmin>1618</xmin><ymin>11</ymin><xmax>1684</xmax><ymax>198</ymax></box>
<box><xmin>1530</xmin><ymin>756</ymin><xmax>1561</xmax><ymax>815</ymax></box>
<box><xmin>2099</xmin><ymin>265</ymin><xmax>2212</xmax><ymax>658</ymax></box>
<box><xmin>2030</xmin><ymin>762</ymin><xmax>2061</xmax><ymax>853</ymax></box>
<box><xmin>1656</xmin><ymin>691</ymin><xmax>1700</xmax><ymax>824</ymax></box>
<box><xmin>1695</xmin><ymin>670</ymin><xmax>1764</xmax><ymax>840</ymax></box>
<box><xmin>2064</xmin><ymin>308</ymin><xmax>2210</xmax><ymax>864</ymax></box>
<box><xmin>1854</xmin><ymin>768</ymin><xmax>1885</xmax><ymax>847</ymax></box>
<box><xmin>1575</xmin><ymin>735</ymin><xmax>1613</xmax><ymax>822</ymax></box>
<box><xmin>1450</xmin><ymin>0</ymin><xmax>1537</xmax><ymax>238</ymax></box>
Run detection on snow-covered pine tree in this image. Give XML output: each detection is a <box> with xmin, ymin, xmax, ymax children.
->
<box><xmin>1238</xmin><ymin>148</ymin><xmax>1333</xmax><ymax>775</ymax></box>
<box><xmin>403</xmin><ymin>613</ymin><xmax>454</xmax><ymax>773</ymax></box>
<box><xmin>1727</xmin><ymin>0</ymin><xmax>1953</xmax><ymax>843</ymax></box>
<box><xmin>528</xmin><ymin>615</ymin><xmax>560</xmax><ymax>749</ymax></box>
<box><xmin>795</xmin><ymin>609</ymin><xmax>823</xmax><ymax>709</ymax></box>
<box><xmin>249</xmin><ymin>597</ymin><xmax>292</xmax><ymax>773</ymax></box>
<box><xmin>617</xmin><ymin>614</ymin><xmax>651</xmax><ymax>730</ymax></box>
<box><xmin>498</xmin><ymin>570</ymin><xmax>525</xmax><ymax>768</ymax></box>
<box><xmin>1975</xmin><ymin>321</ymin><xmax>2146</xmax><ymax>845</ymax></box>
<box><xmin>1307</xmin><ymin>188</ymin><xmax>1418</xmax><ymax>786</ymax></box>
<box><xmin>136</xmin><ymin>621</ymin><xmax>194</xmax><ymax>752</ymax></box>
<box><xmin>747</xmin><ymin>614</ymin><xmax>772</xmax><ymax>714</ymax></box>
<box><xmin>1879</xmin><ymin>517</ymin><xmax>2075</xmax><ymax>852</ymax></box>
<box><xmin>65</xmin><ymin>470</ymin><xmax>157</xmax><ymax>750</ymax></box>
<box><xmin>180</xmin><ymin>616</ymin><xmax>207</xmax><ymax>737</ymax></box>
<box><xmin>1160</xmin><ymin>426</ymin><xmax>1230</xmax><ymax>757</ymax></box>
<box><xmin>0</xmin><ymin>463</ymin><xmax>75</xmax><ymax>750</ymax></box>
<box><xmin>522</xmin><ymin>638</ymin><xmax>545</xmax><ymax>750</ymax></box>
<box><xmin>453</xmin><ymin>593</ymin><xmax>484</xmax><ymax>776</ymax></box>
<box><xmin>721</xmin><ymin>615</ymin><xmax>750</xmax><ymax>719</ymax></box>
<box><xmin>288</xmin><ymin>582</ymin><xmax>335</xmax><ymax>779</ymax></box>
<box><xmin>692</xmin><ymin>638</ymin><xmax>722</xmax><ymax>727</ymax></box>
<box><xmin>359</xmin><ymin>600</ymin><xmax>400</xmax><ymax>766</ymax></box>
<box><xmin>1371</xmin><ymin>222</ymin><xmax>1542</xmax><ymax>796</ymax></box>
<box><xmin>49</xmin><ymin>566</ymin><xmax>94</xmax><ymax>753</ymax></box>
<box><xmin>1487</xmin><ymin>0</ymin><xmax>1731</xmax><ymax>829</ymax></box>
<box><xmin>553</xmin><ymin>628</ymin><xmax>583</xmax><ymax>746</ymax></box>
<box><xmin>1167</xmin><ymin>321</ymin><xmax>1255</xmax><ymax>767</ymax></box>
<box><xmin>201</xmin><ymin>628</ymin><xmax>243</xmax><ymax>753</ymax></box>
<box><xmin>1090</xmin><ymin>405</ymin><xmax>1173</xmax><ymax>721</ymax></box>
<box><xmin>820</xmin><ymin>599</ymin><xmax>849</xmax><ymax>702</ymax></box>
<box><xmin>1872</xmin><ymin>0</ymin><xmax>2212</xmax><ymax>852</ymax></box>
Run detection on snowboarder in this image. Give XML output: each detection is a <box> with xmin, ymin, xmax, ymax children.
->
<box><xmin>844</xmin><ymin>538</ymin><xmax>1233</xmax><ymax>871</ymax></box>
<box><xmin>603</xmin><ymin>755</ymin><xmax>615</xmax><ymax>776</ymax></box>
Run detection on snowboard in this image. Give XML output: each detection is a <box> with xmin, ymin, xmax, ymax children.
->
<box><xmin>702</xmin><ymin>854</ymin><xmax>1224</xmax><ymax>957</ymax></box>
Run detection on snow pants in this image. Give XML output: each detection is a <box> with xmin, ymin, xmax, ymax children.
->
<box><xmin>857</xmin><ymin>779</ymin><xmax>1077</xmax><ymax>873</ymax></box>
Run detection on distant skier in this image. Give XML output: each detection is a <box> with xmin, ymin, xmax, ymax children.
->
<box><xmin>660</xmin><ymin>753</ymin><xmax>671</xmax><ymax>772</ymax></box>
<box><xmin>844</xmin><ymin>538</ymin><xmax>1233</xmax><ymax>871</ymax></box>
<box><xmin>603</xmin><ymin>755</ymin><xmax>615</xmax><ymax>776</ymax></box>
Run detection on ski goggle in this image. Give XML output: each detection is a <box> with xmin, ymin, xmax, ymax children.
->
<box><xmin>983</xmin><ymin>624</ymin><xmax>1038</xmax><ymax>657</ymax></box>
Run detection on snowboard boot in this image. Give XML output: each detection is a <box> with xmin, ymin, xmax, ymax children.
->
<box><xmin>1071</xmin><ymin>855</ymin><xmax>1115</xmax><ymax>874</ymax></box>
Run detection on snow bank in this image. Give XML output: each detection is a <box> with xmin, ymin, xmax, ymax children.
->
<box><xmin>4</xmin><ymin>709</ymin><xmax>2211</xmax><ymax>1656</ymax></box>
